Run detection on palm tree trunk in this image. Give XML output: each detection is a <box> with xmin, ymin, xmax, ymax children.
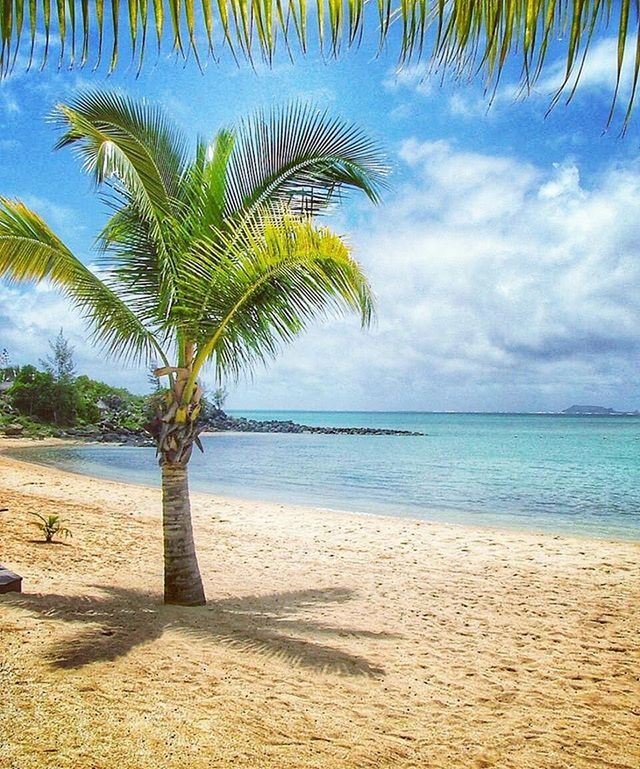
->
<box><xmin>161</xmin><ymin>462</ymin><xmax>206</xmax><ymax>606</ymax></box>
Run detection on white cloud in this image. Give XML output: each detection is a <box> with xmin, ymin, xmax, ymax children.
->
<box><xmin>447</xmin><ymin>91</ymin><xmax>489</xmax><ymax>119</ymax></box>
<box><xmin>2</xmin><ymin>140</ymin><xmax>639</xmax><ymax>410</ymax></box>
<box><xmin>233</xmin><ymin>141</ymin><xmax>640</xmax><ymax>411</ymax></box>
<box><xmin>534</xmin><ymin>37</ymin><xmax>636</xmax><ymax>100</ymax></box>
<box><xmin>383</xmin><ymin>64</ymin><xmax>435</xmax><ymax>97</ymax></box>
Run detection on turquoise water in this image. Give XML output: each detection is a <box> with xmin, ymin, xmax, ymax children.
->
<box><xmin>12</xmin><ymin>412</ymin><xmax>640</xmax><ymax>540</ymax></box>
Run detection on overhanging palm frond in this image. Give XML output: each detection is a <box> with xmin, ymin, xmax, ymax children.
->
<box><xmin>225</xmin><ymin>103</ymin><xmax>389</xmax><ymax>221</ymax></box>
<box><xmin>182</xmin><ymin>214</ymin><xmax>374</xmax><ymax>389</ymax></box>
<box><xmin>0</xmin><ymin>197</ymin><xmax>165</xmax><ymax>364</ymax></box>
<box><xmin>1</xmin><ymin>3</ymin><xmax>639</xmax><ymax>126</ymax></box>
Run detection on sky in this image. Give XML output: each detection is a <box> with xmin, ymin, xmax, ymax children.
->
<box><xmin>1</xmin><ymin>23</ymin><xmax>639</xmax><ymax>412</ymax></box>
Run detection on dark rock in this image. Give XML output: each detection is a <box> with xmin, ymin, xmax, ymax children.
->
<box><xmin>203</xmin><ymin>410</ymin><xmax>424</xmax><ymax>437</ymax></box>
<box><xmin>0</xmin><ymin>564</ymin><xmax>22</xmax><ymax>594</ymax></box>
<box><xmin>0</xmin><ymin>423</ymin><xmax>24</xmax><ymax>437</ymax></box>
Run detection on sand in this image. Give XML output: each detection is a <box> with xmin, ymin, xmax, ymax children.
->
<box><xmin>0</xmin><ymin>438</ymin><xmax>638</xmax><ymax>769</ymax></box>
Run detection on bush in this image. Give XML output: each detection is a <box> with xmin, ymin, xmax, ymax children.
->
<box><xmin>7</xmin><ymin>365</ymin><xmax>79</xmax><ymax>426</ymax></box>
<box><xmin>75</xmin><ymin>375</ymin><xmax>147</xmax><ymax>428</ymax></box>
<box><xmin>8</xmin><ymin>366</ymin><xmax>57</xmax><ymax>421</ymax></box>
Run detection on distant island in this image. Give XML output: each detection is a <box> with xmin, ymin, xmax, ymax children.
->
<box><xmin>562</xmin><ymin>405</ymin><xmax>640</xmax><ymax>416</ymax></box>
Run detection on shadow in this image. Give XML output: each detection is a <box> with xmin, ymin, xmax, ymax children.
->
<box><xmin>3</xmin><ymin>586</ymin><xmax>393</xmax><ymax>677</ymax></box>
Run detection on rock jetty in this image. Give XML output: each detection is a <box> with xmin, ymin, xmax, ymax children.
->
<box><xmin>53</xmin><ymin>421</ymin><xmax>155</xmax><ymax>447</ymax></box>
<box><xmin>204</xmin><ymin>411</ymin><xmax>424</xmax><ymax>436</ymax></box>
<box><xmin>41</xmin><ymin>412</ymin><xmax>424</xmax><ymax>446</ymax></box>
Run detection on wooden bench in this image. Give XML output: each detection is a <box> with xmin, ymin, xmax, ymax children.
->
<box><xmin>0</xmin><ymin>564</ymin><xmax>22</xmax><ymax>594</ymax></box>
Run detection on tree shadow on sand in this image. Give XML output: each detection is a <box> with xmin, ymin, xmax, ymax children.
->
<box><xmin>4</xmin><ymin>586</ymin><xmax>394</xmax><ymax>676</ymax></box>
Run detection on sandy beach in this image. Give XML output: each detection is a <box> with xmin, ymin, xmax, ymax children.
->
<box><xmin>0</xmin><ymin>438</ymin><xmax>638</xmax><ymax>768</ymax></box>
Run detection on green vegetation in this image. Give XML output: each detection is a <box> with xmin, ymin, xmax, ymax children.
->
<box><xmin>0</xmin><ymin>3</ymin><xmax>638</xmax><ymax>128</ymax></box>
<box><xmin>0</xmin><ymin>340</ymin><xmax>148</xmax><ymax>437</ymax></box>
<box><xmin>28</xmin><ymin>512</ymin><xmax>72</xmax><ymax>544</ymax></box>
<box><xmin>211</xmin><ymin>387</ymin><xmax>228</xmax><ymax>412</ymax></box>
<box><xmin>0</xmin><ymin>90</ymin><xmax>385</xmax><ymax>606</ymax></box>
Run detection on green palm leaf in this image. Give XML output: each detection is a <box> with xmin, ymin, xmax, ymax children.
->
<box><xmin>52</xmin><ymin>90</ymin><xmax>188</xmax><ymax>217</ymax></box>
<box><xmin>52</xmin><ymin>90</ymin><xmax>192</xmax><ymax>318</ymax></box>
<box><xmin>182</xmin><ymin>213</ymin><xmax>374</xmax><ymax>392</ymax></box>
<box><xmin>0</xmin><ymin>197</ymin><xmax>165</xmax><ymax>364</ymax></box>
<box><xmin>1</xmin><ymin>3</ymin><xmax>639</xmax><ymax>126</ymax></box>
<box><xmin>225</xmin><ymin>103</ymin><xmax>389</xmax><ymax>221</ymax></box>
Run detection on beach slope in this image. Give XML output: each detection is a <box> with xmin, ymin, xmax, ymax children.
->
<box><xmin>0</xmin><ymin>441</ymin><xmax>638</xmax><ymax>768</ymax></box>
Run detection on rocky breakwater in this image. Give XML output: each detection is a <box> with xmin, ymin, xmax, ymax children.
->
<box><xmin>2</xmin><ymin>413</ymin><xmax>424</xmax><ymax>445</ymax></box>
<box><xmin>54</xmin><ymin>421</ymin><xmax>154</xmax><ymax>447</ymax></box>
<box><xmin>205</xmin><ymin>411</ymin><xmax>425</xmax><ymax>436</ymax></box>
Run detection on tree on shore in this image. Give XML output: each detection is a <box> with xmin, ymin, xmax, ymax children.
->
<box><xmin>0</xmin><ymin>3</ymin><xmax>638</xmax><ymax>127</ymax></box>
<box><xmin>41</xmin><ymin>329</ymin><xmax>78</xmax><ymax>425</ymax></box>
<box><xmin>211</xmin><ymin>387</ymin><xmax>228</xmax><ymax>412</ymax></box>
<box><xmin>6</xmin><ymin>332</ymin><xmax>79</xmax><ymax>425</ymax></box>
<box><xmin>0</xmin><ymin>90</ymin><xmax>386</xmax><ymax>605</ymax></box>
<box><xmin>42</xmin><ymin>329</ymin><xmax>76</xmax><ymax>381</ymax></box>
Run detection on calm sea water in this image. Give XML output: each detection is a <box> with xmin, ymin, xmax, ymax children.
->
<box><xmin>11</xmin><ymin>412</ymin><xmax>640</xmax><ymax>540</ymax></box>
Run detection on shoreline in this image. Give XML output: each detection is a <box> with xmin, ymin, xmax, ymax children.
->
<box><xmin>3</xmin><ymin>437</ymin><xmax>638</xmax><ymax>545</ymax></box>
<box><xmin>1</xmin><ymin>437</ymin><xmax>639</xmax><ymax>768</ymax></box>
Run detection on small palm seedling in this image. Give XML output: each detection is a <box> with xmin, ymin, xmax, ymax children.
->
<box><xmin>29</xmin><ymin>512</ymin><xmax>72</xmax><ymax>544</ymax></box>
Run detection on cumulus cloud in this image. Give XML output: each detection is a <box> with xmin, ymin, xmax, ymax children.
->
<box><xmin>235</xmin><ymin>141</ymin><xmax>640</xmax><ymax>411</ymax></box>
<box><xmin>535</xmin><ymin>36</ymin><xmax>637</xmax><ymax>100</ymax></box>
<box><xmin>1</xmin><ymin>140</ymin><xmax>639</xmax><ymax>411</ymax></box>
<box><xmin>386</xmin><ymin>37</ymin><xmax>638</xmax><ymax>123</ymax></box>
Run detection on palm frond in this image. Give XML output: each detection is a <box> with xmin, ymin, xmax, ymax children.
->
<box><xmin>183</xmin><ymin>213</ymin><xmax>374</xmax><ymax>389</ymax></box>
<box><xmin>0</xmin><ymin>197</ymin><xmax>165</xmax><ymax>365</ymax></box>
<box><xmin>96</xmin><ymin>203</ymin><xmax>174</xmax><ymax>323</ymax></box>
<box><xmin>52</xmin><ymin>90</ymin><xmax>190</xmax><ymax>314</ymax></box>
<box><xmin>225</xmin><ymin>103</ymin><xmax>389</xmax><ymax>221</ymax></box>
<box><xmin>175</xmin><ymin>129</ymin><xmax>236</xmax><ymax>246</ymax></box>
<box><xmin>1</xmin><ymin>3</ymin><xmax>639</xmax><ymax>126</ymax></box>
<box><xmin>52</xmin><ymin>89</ymin><xmax>188</xmax><ymax>215</ymax></box>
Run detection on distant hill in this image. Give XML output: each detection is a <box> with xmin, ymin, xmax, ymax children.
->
<box><xmin>562</xmin><ymin>405</ymin><xmax>639</xmax><ymax>415</ymax></box>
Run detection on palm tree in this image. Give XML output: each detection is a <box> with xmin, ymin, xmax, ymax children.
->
<box><xmin>0</xmin><ymin>90</ymin><xmax>386</xmax><ymax>606</ymax></box>
<box><xmin>0</xmin><ymin>2</ymin><xmax>638</xmax><ymax>125</ymax></box>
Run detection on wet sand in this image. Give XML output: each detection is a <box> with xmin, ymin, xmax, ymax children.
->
<box><xmin>0</xmin><ymin>439</ymin><xmax>638</xmax><ymax>768</ymax></box>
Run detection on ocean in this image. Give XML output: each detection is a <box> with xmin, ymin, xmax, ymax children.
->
<box><xmin>11</xmin><ymin>411</ymin><xmax>640</xmax><ymax>540</ymax></box>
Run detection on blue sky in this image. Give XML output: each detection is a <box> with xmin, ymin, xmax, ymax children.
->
<box><xmin>1</xmin><ymin>28</ymin><xmax>639</xmax><ymax>411</ymax></box>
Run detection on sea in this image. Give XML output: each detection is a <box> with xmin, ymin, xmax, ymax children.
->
<box><xmin>11</xmin><ymin>411</ymin><xmax>640</xmax><ymax>540</ymax></box>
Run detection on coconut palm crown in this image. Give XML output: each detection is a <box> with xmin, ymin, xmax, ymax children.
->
<box><xmin>0</xmin><ymin>90</ymin><xmax>387</xmax><ymax>605</ymax></box>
